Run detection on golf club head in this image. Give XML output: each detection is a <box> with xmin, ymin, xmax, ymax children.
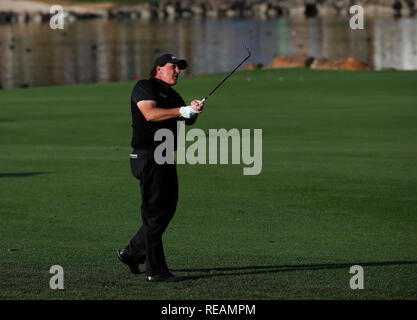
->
<box><xmin>245</xmin><ymin>44</ymin><xmax>252</xmax><ymax>58</ymax></box>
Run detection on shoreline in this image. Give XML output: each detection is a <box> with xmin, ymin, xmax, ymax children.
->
<box><xmin>0</xmin><ymin>67</ymin><xmax>403</xmax><ymax>91</ymax></box>
<box><xmin>0</xmin><ymin>0</ymin><xmax>415</xmax><ymax>23</ymax></box>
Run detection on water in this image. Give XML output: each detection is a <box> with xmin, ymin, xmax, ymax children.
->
<box><xmin>0</xmin><ymin>16</ymin><xmax>416</xmax><ymax>89</ymax></box>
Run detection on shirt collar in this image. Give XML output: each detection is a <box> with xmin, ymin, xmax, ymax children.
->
<box><xmin>150</xmin><ymin>77</ymin><xmax>170</xmax><ymax>91</ymax></box>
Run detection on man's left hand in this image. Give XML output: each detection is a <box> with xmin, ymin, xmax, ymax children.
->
<box><xmin>190</xmin><ymin>100</ymin><xmax>204</xmax><ymax>113</ymax></box>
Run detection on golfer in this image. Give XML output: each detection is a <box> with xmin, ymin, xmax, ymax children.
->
<box><xmin>117</xmin><ymin>54</ymin><xmax>203</xmax><ymax>282</ymax></box>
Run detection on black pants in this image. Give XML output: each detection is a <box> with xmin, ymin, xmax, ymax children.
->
<box><xmin>126</xmin><ymin>149</ymin><xmax>178</xmax><ymax>276</ymax></box>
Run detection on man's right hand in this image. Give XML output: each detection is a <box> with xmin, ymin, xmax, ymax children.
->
<box><xmin>179</xmin><ymin>105</ymin><xmax>201</xmax><ymax>119</ymax></box>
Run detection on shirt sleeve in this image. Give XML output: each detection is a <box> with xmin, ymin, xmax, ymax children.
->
<box><xmin>131</xmin><ymin>80</ymin><xmax>156</xmax><ymax>105</ymax></box>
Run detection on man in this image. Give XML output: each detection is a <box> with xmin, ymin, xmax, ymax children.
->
<box><xmin>117</xmin><ymin>53</ymin><xmax>203</xmax><ymax>282</ymax></box>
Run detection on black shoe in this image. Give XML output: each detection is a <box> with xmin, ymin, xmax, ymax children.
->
<box><xmin>117</xmin><ymin>248</ymin><xmax>140</xmax><ymax>275</ymax></box>
<box><xmin>146</xmin><ymin>272</ymin><xmax>186</xmax><ymax>282</ymax></box>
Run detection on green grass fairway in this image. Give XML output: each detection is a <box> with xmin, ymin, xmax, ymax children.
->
<box><xmin>1</xmin><ymin>69</ymin><xmax>417</xmax><ymax>299</ymax></box>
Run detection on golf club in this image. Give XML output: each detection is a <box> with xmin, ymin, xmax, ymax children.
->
<box><xmin>199</xmin><ymin>45</ymin><xmax>251</xmax><ymax>105</ymax></box>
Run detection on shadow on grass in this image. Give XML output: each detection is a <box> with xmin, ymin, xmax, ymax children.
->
<box><xmin>174</xmin><ymin>261</ymin><xmax>417</xmax><ymax>280</ymax></box>
<box><xmin>0</xmin><ymin>172</ymin><xmax>52</xmax><ymax>178</ymax></box>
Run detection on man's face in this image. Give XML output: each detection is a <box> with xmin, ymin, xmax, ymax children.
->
<box><xmin>155</xmin><ymin>62</ymin><xmax>180</xmax><ymax>86</ymax></box>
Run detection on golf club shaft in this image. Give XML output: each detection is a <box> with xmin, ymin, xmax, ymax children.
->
<box><xmin>200</xmin><ymin>46</ymin><xmax>251</xmax><ymax>104</ymax></box>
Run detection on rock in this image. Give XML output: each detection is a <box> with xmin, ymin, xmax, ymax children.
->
<box><xmin>267</xmin><ymin>8</ymin><xmax>278</xmax><ymax>17</ymax></box>
<box><xmin>310</xmin><ymin>57</ymin><xmax>342</xmax><ymax>70</ymax></box>
<box><xmin>140</xmin><ymin>4</ymin><xmax>156</xmax><ymax>20</ymax></box>
<box><xmin>157</xmin><ymin>9</ymin><xmax>165</xmax><ymax>19</ymax></box>
<box><xmin>242</xmin><ymin>62</ymin><xmax>264</xmax><ymax>71</ymax></box>
<box><xmin>141</xmin><ymin>9</ymin><xmax>152</xmax><ymax>20</ymax></box>
<box><xmin>17</xmin><ymin>12</ymin><xmax>25</xmax><ymax>23</ymax></box>
<box><xmin>130</xmin><ymin>11</ymin><xmax>139</xmax><ymax>19</ymax></box>
<box><xmin>0</xmin><ymin>0</ymin><xmax>412</xmax><ymax>24</ymax></box>
<box><xmin>267</xmin><ymin>54</ymin><xmax>310</xmax><ymax>69</ymax></box>
<box><xmin>319</xmin><ymin>5</ymin><xmax>338</xmax><ymax>16</ymax></box>
<box><xmin>256</xmin><ymin>2</ymin><xmax>269</xmax><ymax>16</ymax></box>
<box><xmin>165</xmin><ymin>4</ymin><xmax>177</xmax><ymax>17</ymax></box>
<box><xmin>289</xmin><ymin>6</ymin><xmax>305</xmax><ymax>16</ymax></box>
<box><xmin>206</xmin><ymin>10</ymin><xmax>218</xmax><ymax>18</ymax></box>
<box><xmin>191</xmin><ymin>4</ymin><xmax>205</xmax><ymax>16</ymax></box>
<box><xmin>255</xmin><ymin>3</ymin><xmax>269</xmax><ymax>18</ymax></box>
<box><xmin>339</xmin><ymin>57</ymin><xmax>371</xmax><ymax>71</ymax></box>
<box><xmin>310</xmin><ymin>57</ymin><xmax>371</xmax><ymax>70</ymax></box>
<box><xmin>32</xmin><ymin>12</ymin><xmax>42</xmax><ymax>23</ymax></box>
<box><xmin>181</xmin><ymin>10</ymin><xmax>193</xmax><ymax>18</ymax></box>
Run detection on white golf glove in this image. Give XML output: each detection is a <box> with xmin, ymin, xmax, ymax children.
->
<box><xmin>179</xmin><ymin>106</ymin><xmax>198</xmax><ymax>119</ymax></box>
